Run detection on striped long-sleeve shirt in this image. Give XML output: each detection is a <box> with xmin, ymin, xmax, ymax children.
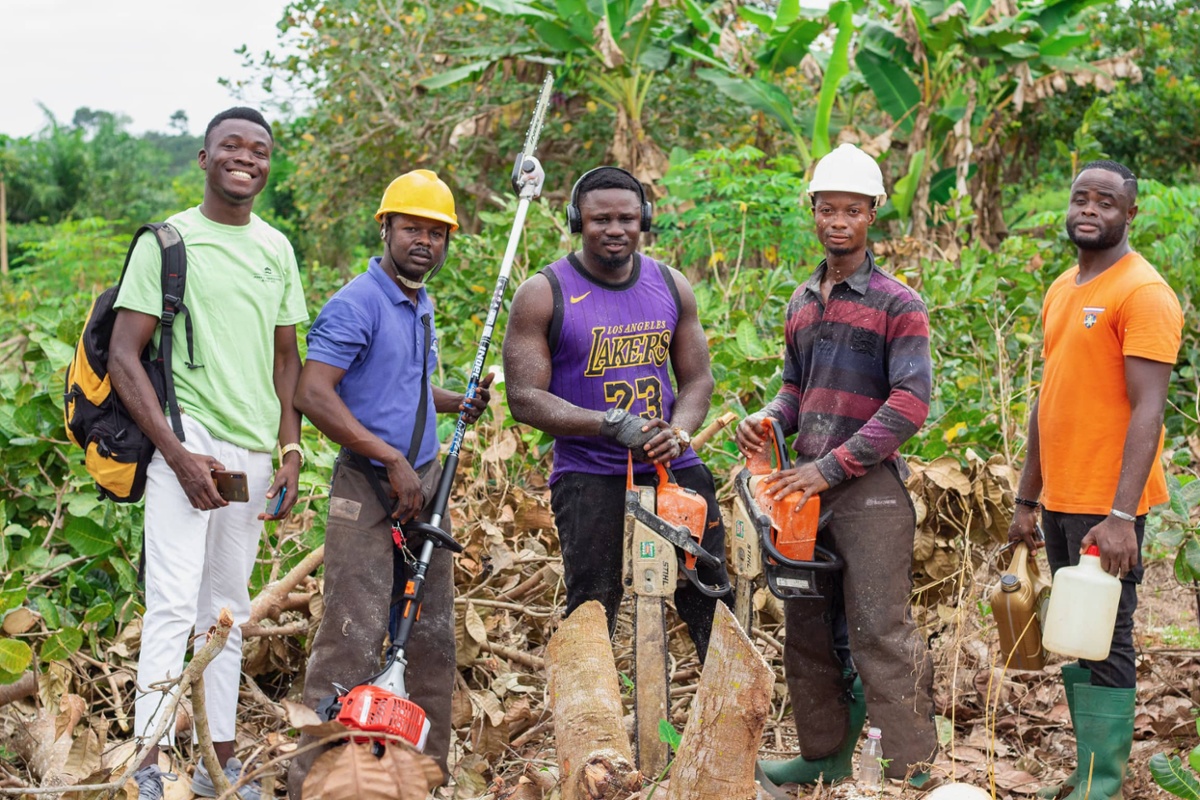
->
<box><xmin>763</xmin><ymin>251</ymin><xmax>932</xmax><ymax>487</ymax></box>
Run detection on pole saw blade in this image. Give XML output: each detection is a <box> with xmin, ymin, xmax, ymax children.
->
<box><xmin>511</xmin><ymin>72</ymin><xmax>554</xmax><ymax>193</ymax></box>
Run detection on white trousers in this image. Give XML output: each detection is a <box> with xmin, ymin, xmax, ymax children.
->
<box><xmin>133</xmin><ymin>414</ymin><xmax>272</xmax><ymax>745</ymax></box>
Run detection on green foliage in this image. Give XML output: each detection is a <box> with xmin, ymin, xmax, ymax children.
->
<box><xmin>1016</xmin><ymin>0</ymin><xmax>1200</xmax><ymax>184</ymax></box>
<box><xmin>658</xmin><ymin>718</ymin><xmax>683</xmax><ymax>749</ymax></box>
<box><xmin>1151</xmin><ymin>718</ymin><xmax>1200</xmax><ymax>800</ymax></box>
<box><xmin>0</xmin><ymin>108</ymin><xmax>200</xmax><ymax>227</ymax></box>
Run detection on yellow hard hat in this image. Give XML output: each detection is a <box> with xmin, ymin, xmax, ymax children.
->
<box><xmin>375</xmin><ymin>169</ymin><xmax>459</xmax><ymax>230</ymax></box>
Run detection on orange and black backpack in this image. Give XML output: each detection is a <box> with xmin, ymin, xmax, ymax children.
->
<box><xmin>63</xmin><ymin>222</ymin><xmax>197</xmax><ymax>502</ymax></box>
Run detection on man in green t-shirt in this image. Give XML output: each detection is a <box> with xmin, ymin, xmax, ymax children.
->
<box><xmin>109</xmin><ymin>107</ymin><xmax>309</xmax><ymax>800</ymax></box>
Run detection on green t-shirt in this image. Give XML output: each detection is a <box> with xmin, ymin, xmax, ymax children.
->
<box><xmin>115</xmin><ymin>207</ymin><xmax>309</xmax><ymax>452</ymax></box>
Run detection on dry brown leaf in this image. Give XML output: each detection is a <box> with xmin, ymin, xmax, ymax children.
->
<box><xmin>456</xmin><ymin>603</ymin><xmax>485</xmax><ymax>667</ymax></box>
<box><xmin>55</xmin><ymin>694</ymin><xmax>87</xmax><ymax>742</ymax></box>
<box><xmin>2</xmin><ymin>606</ymin><xmax>37</xmax><ymax>634</ymax></box>
<box><xmin>452</xmin><ymin>687</ymin><xmax>474</xmax><ymax>728</ymax></box>
<box><xmin>922</xmin><ymin>457</ymin><xmax>973</xmax><ymax>495</ymax></box>
<box><xmin>483</xmin><ymin>430</ymin><xmax>520</xmax><ymax>463</ymax></box>
<box><xmin>302</xmin><ymin>741</ymin><xmax>441</xmax><ymax>800</ymax></box>
<box><xmin>592</xmin><ymin>19</ymin><xmax>625</xmax><ymax>69</ymax></box>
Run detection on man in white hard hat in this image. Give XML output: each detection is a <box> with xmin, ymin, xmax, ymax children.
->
<box><xmin>737</xmin><ymin>143</ymin><xmax>937</xmax><ymax>789</ymax></box>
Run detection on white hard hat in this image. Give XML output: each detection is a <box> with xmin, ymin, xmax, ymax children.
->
<box><xmin>925</xmin><ymin>783</ymin><xmax>991</xmax><ymax>800</ymax></box>
<box><xmin>807</xmin><ymin>143</ymin><xmax>887</xmax><ymax>207</ymax></box>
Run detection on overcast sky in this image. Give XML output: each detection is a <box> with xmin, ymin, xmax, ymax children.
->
<box><xmin>0</xmin><ymin>0</ymin><xmax>291</xmax><ymax>138</ymax></box>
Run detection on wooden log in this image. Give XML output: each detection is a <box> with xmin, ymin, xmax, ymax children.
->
<box><xmin>546</xmin><ymin>601</ymin><xmax>640</xmax><ymax>800</ymax></box>
<box><xmin>665</xmin><ymin>603</ymin><xmax>774</xmax><ymax>800</ymax></box>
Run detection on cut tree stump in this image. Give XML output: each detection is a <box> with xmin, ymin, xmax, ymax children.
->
<box><xmin>665</xmin><ymin>602</ymin><xmax>774</xmax><ymax>800</ymax></box>
<box><xmin>546</xmin><ymin>601</ymin><xmax>640</xmax><ymax>800</ymax></box>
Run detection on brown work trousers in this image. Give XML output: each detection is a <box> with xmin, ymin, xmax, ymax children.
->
<box><xmin>287</xmin><ymin>457</ymin><xmax>455</xmax><ymax>799</ymax></box>
<box><xmin>783</xmin><ymin>461</ymin><xmax>936</xmax><ymax>779</ymax></box>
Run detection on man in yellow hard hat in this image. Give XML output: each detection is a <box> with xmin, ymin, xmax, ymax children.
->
<box><xmin>287</xmin><ymin>170</ymin><xmax>492</xmax><ymax>797</ymax></box>
<box><xmin>740</xmin><ymin>143</ymin><xmax>937</xmax><ymax>790</ymax></box>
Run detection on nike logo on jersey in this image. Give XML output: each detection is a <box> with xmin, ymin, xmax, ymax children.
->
<box><xmin>570</xmin><ymin>291</ymin><xmax>591</xmax><ymax>304</ymax></box>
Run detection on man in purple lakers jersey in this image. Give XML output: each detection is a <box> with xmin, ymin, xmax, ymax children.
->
<box><xmin>504</xmin><ymin>166</ymin><xmax>730</xmax><ymax>659</ymax></box>
<box><xmin>740</xmin><ymin>145</ymin><xmax>937</xmax><ymax>789</ymax></box>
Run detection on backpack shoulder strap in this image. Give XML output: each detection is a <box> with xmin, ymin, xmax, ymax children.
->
<box><xmin>137</xmin><ymin>223</ymin><xmax>191</xmax><ymax>442</ymax></box>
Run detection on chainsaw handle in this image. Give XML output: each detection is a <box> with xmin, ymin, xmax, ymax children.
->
<box><xmin>400</xmin><ymin>521</ymin><xmax>464</xmax><ymax>554</ymax></box>
<box><xmin>654</xmin><ymin>461</ymin><xmax>670</xmax><ymax>487</ymax></box>
<box><xmin>681</xmin><ymin>566</ymin><xmax>731</xmax><ymax>598</ymax></box>
<box><xmin>761</xmin><ymin>417</ymin><xmax>791</xmax><ymax>472</ymax></box>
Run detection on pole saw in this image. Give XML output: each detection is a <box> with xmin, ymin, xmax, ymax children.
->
<box><xmin>318</xmin><ymin>73</ymin><xmax>555</xmax><ymax>751</ymax></box>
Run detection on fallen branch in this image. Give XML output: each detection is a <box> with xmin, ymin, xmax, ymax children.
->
<box><xmin>481</xmin><ymin>641</ymin><xmax>545</xmax><ymax>671</ymax></box>
<box><xmin>192</xmin><ymin>673</ymin><xmax>233</xmax><ymax>798</ymax></box>
<box><xmin>242</xmin><ymin>619</ymin><xmax>311</xmax><ymax>639</ymax></box>
<box><xmin>498</xmin><ymin>564</ymin><xmax>556</xmax><ymax>602</ymax></box>
<box><xmin>455</xmin><ymin>597</ymin><xmax>554</xmax><ymax>616</ymax></box>
<box><xmin>245</xmin><ymin>545</ymin><xmax>325</xmax><ymax>627</ymax></box>
<box><xmin>0</xmin><ymin>671</ymin><xmax>35</xmax><ymax>708</ymax></box>
<box><xmin>108</xmin><ymin>609</ymin><xmax>235</xmax><ymax>798</ymax></box>
<box><xmin>692</xmin><ymin>411</ymin><xmax>738</xmax><ymax>451</ymax></box>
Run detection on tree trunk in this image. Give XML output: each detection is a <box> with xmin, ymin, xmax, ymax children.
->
<box><xmin>546</xmin><ymin>601</ymin><xmax>640</xmax><ymax>800</ymax></box>
<box><xmin>665</xmin><ymin>603</ymin><xmax>774</xmax><ymax>800</ymax></box>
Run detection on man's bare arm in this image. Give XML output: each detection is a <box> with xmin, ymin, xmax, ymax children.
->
<box><xmin>109</xmin><ymin>309</ymin><xmax>225</xmax><ymax>509</ymax></box>
<box><xmin>502</xmin><ymin>275</ymin><xmax>607</xmax><ymax>437</ymax></box>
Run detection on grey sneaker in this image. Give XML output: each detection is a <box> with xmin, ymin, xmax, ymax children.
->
<box><xmin>132</xmin><ymin>764</ymin><xmax>177</xmax><ymax>800</ymax></box>
<box><xmin>191</xmin><ymin>756</ymin><xmax>261</xmax><ymax>800</ymax></box>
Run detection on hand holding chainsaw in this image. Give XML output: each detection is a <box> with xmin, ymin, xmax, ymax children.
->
<box><xmin>601</xmin><ymin>408</ymin><xmax>679</xmax><ymax>463</ymax></box>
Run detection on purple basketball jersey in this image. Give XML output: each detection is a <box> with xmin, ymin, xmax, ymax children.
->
<box><xmin>544</xmin><ymin>253</ymin><xmax>702</xmax><ymax>483</ymax></box>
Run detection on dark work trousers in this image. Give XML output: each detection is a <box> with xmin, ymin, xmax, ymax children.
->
<box><xmin>550</xmin><ymin>464</ymin><xmax>732</xmax><ymax>661</ymax></box>
<box><xmin>1042</xmin><ymin>510</ymin><xmax>1144</xmax><ymax>689</ymax></box>
<box><xmin>287</xmin><ymin>458</ymin><xmax>455</xmax><ymax>799</ymax></box>
<box><xmin>783</xmin><ymin>461</ymin><xmax>937</xmax><ymax>778</ymax></box>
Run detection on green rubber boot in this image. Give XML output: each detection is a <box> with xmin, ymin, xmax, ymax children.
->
<box><xmin>1037</xmin><ymin>664</ymin><xmax>1092</xmax><ymax>799</ymax></box>
<box><xmin>758</xmin><ymin>677</ymin><xmax>866</xmax><ymax>790</ymax></box>
<box><xmin>1062</xmin><ymin>684</ymin><xmax>1135</xmax><ymax>800</ymax></box>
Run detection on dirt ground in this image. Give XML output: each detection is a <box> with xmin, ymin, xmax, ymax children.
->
<box><xmin>752</xmin><ymin>554</ymin><xmax>1200</xmax><ymax>800</ymax></box>
<box><xmin>2</xmin><ymin>479</ymin><xmax>1198</xmax><ymax>800</ymax></box>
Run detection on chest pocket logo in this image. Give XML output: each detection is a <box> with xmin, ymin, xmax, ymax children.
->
<box><xmin>1083</xmin><ymin>306</ymin><xmax>1105</xmax><ymax>328</ymax></box>
<box><xmin>851</xmin><ymin>328</ymin><xmax>878</xmax><ymax>357</ymax></box>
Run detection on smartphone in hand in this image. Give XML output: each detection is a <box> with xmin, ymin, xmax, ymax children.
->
<box><xmin>265</xmin><ymin>486</ymin><xmax>287</xmax><ymax>516</ymax></box>
<box><xmin>211</xmin><ymin>469</ymin><xmax>249</xmax><ymax>502</ymax></box>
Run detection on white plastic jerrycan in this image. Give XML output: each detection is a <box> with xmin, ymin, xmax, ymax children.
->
<box><xmin>1042</xmin><ymin>544</ymin><xmax>1121</xmax><ymax>660</ymax></box>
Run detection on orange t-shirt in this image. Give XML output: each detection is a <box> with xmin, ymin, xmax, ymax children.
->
<box><xmin>1038</xmin><ymin>251</ymin><xmax>1183</xmax><ymax>515</ymax></box>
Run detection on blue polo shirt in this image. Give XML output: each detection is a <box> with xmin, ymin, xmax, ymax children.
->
<box><xmin>305</xmin><ymin>258</ymin><xmax>439</xmax><ymax>468</ymax></box>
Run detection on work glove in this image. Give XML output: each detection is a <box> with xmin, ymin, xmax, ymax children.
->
<box><xmin>600</xmin><ymin>408</ymin><xmax>655</xmax><ymax>462</ymax></box>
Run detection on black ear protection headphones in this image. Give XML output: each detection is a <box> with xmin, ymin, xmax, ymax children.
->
<box><xmin>566</xmin><ymin>166</ymin><xmax>652</xmax><ymax>234</ymax></box>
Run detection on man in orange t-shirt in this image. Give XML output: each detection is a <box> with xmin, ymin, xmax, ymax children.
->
<box><xmin>1009</xmin><ymin>160</ymin><xmax>1183</xmax><ymax>800</ymax></box>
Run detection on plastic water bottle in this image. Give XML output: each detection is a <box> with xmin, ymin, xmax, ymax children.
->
<box><xmin>859</xmin><ymin>726</ymin><xmax>884</xmax><ymax>790</ymax></box>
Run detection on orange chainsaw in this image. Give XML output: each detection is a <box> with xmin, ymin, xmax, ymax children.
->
<box><xmin>730</xmin><ymin>417</ymin><xmax>841</xmax><ymax>632</ymax></box>
<box><xmin>623</xmin><ymin>457</ymin><xmax>729</xmax><ymax>775</ymax></box>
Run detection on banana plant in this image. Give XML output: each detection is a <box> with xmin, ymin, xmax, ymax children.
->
<box><xmin>682</xmin><ymin>0</ymin><xmax>862</xmax><ymax>169</ymax></box>
<box><xmin>428</xmin><ymin>0</ymin><xmax>710</xmax><ymax>180</ymax></box>
<box><xmin>854</xmin><ymin>0</ymin><xmax>1124</xmax><ymax>236</ymax></box>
